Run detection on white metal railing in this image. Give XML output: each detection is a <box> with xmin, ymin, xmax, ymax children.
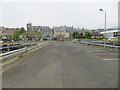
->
<box><xmin>0</xmin><ymin>48</ymin><xmax>27</xmax><ymax>61</ymax></box>
<box><xmin>80</xmin><ymin>41</ymin><xmax>120</xmax><ymax>48</ymax></box>
<box><xmin>0</xmin><ymin>43</ymin><xmax>36</xmax><ymax>50</ymax></box>
<box><xmin>0</xmin><ymin>41</ymin><xmax>48</xmax><ymax>61</ymax></box>
<box><xmin>0</xmin><ymin>47</ymin><xmax>27</xmax><ymax>57</ymax></box>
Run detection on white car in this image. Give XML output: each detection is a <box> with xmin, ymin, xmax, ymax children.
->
<box><xmin>0</xmin><ymin>40</ymin><xmax>3</xmax><ymax>45</ymax></box>
<box><xmin>0</xmin><ymin>40</ymin><xmax>3</xmax><ymax>43</ymax></box>
<box><xmin>72</xmin><ymin>39</ymin><xmax>78</xmax><ymax>43</ymax></box>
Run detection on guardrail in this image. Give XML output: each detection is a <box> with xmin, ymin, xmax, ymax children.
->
<box><xmin>0</xmin><ymin>47</ymin><xmax>27</xmax><ymax>57</ymax></box>
<box><xmin>0</xmin><ymin>43</ymin><xmax>36</xmax><ymax>50</ymax></box>
<box><xmin>0</xmin><ymin>42</ymin><xmax>48</xmax><ymax>61</ymax></box>
<box><xmin>0</xmin><ymin>48</ymin><xmax>27</xmax><ymax>61</ymax></box>
<box><xmin>80</xmin><ymin>42</ymin><xmax>120</xmax><ymax>48</ymax></box>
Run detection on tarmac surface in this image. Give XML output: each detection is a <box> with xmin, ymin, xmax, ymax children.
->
<box><xmin>2</xmin><ymin>41</ymin><xmax>118</xmax><ymax>88</ymax></box>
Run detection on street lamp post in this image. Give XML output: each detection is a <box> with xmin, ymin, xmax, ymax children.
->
<box><xmin>99</xmin><ymin>8</ymin><xmax>106</xmax><ymax>48</ymax></box>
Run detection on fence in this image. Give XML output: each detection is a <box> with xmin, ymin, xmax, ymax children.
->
<box><xmin>80</xmin><ymin>41</ymin><xmax>120</xmax><ymax>48</ymax></box>
<box><xmin>0</xmin><ymin>41</ymin><xmax>48</xmax><ymax>61</ymax></box>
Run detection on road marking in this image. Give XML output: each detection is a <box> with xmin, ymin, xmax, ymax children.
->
<box><xmin>1</xmin><ymin>59</ymin><xmax>24</xmax><ymax>73</ymax></box>
<box><xmin>1</xmin><ymin>57</ymin><xmax>19</xmax><ymax>66</ymax></box>
<box><xmin>103</xmin><ymin>58</ymin><xmax>118</xmax><ymax>61</ymax></box>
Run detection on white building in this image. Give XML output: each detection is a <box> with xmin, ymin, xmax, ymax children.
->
<box><xmin>53</xmin><ymin>26</ymin><xmax>70</xmax><ymax>38</ymax></box>
<box><xmin>100</xmin><ymin>30</ymin><xmax>119</xmax><ymax>38</ymax></box>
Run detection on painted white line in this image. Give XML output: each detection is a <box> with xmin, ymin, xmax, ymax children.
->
<box><xmin>103</xmin><ymin>58</ymin><xmax>118</xmax><ymax>61</ymax></box>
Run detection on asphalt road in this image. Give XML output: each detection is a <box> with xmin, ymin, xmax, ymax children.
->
<box><xmin>2</xmin><ymin>41</ymin><xmax>118</xmax><ymax>88</ymax></box>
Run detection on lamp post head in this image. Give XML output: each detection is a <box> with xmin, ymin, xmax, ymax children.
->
<box><xmin>99</xmin><ymin>8</ymin><xmax>103</xmax><ymax>11</ymax></box>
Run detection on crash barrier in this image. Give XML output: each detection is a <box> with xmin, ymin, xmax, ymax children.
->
<box><xmin>0</xmin><ymin>42</ymin><xmax>48</xmax><ymax>61</ymax></box>
<box><xmin>80</xmin><ymin>42</ymin><xmax>120</xmax><ymax>48</ymax></box>
<box><xmin>1</xmin><ymin>43</ymin><xmax>36</xmax><ymax>52</ymax></box>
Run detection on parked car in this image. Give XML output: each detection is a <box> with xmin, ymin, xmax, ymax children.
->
<box><xmin>72</xmin><ymin>39</ymin><xmax>78</xmax><ymax>43</ymax></box>
<box><xmin>108</xmin><ymin>37</ymin><xmax>118</xmax><ymax>41</ymax></box>
<box><xmin>0</xmin><ymin>40</ymin><xmax>3</xmax><ymax>44</ymax></box>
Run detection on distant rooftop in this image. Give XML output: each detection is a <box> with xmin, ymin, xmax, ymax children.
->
<box><xmin>2</xmin><ymin>30</ymin><xmax>14</xmax><ymax>35</ymax></box>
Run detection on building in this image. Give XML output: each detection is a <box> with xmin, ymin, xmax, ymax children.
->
<box><xmin>53</xmin><ymin>26</ymin><xmax>71</xmax><ymax>39</ymax></box>
<box><xmin>32</xmin><ymin>26</ymin><xmax>53</xmax><ymax>39</ymax></box>
<box><xmin>26</xmin><ymin>23</ymin><xmax>54</xmax><ymax>39</ymax></box>
<box><xmin>90</xmin><ymin>32</ymin><xmax>104</xmax><ymax>39</ymax></box>
<box><xmin>97</xmin><ymin>29</ymin><xmax>105</xmax><ymax>32</ymax></box>
<box><xmin>0</xmin><ymin>27</ymin><xmax>5</xmax><ymax>40</ymax></box>
<box><xmin>72</xmin><ymin>28</ymin><xmax>86</xmax><ymax>35</ymax></box>
<box><xmin>26</xmin><ymin>23</ymin><xmax>32</xmax><ymax>31</ymax></box>
<box><xmin>0</xmin><ymin>26</ymin><xmax>5</xmax><ymax>31</ymax></box>
<box><xmin>32</xmin><ymin>26</ymin><xmax>52</xmax><ymax>33</ymax></box>
<box><xmin>2</xmin><ymin>30</ymin><xmax>13</xmax><ymax>35</ymax></box>
<box><xmin>114</xmin><ymin>32</ymin><xmax>120</xmax><ymax>37</ymax></box>
<box><xmin>100</xmin><ymin>30</ymin><xmax>119</xmax><ymax>38</ymax></box>
<box><xmin>2</xmin><ymin>30</ymin><xmax>14</xmax><ymax>40</ymax></box>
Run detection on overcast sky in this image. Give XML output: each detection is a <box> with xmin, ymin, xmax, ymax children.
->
<box><xmin>0</xmin><ymin>0</ymin><xmax>119</xmax><ymax>29</ymax></box>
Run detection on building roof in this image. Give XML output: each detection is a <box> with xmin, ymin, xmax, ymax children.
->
<box><xmin>90</xmin><ymin>32</ymin><xmax>103</xmax><ymax>36</ymax></box>
<box><xmin>2</xmin><ymin>30</ymin><xmax>14</xmax><ymax>35</ymax></box>
<box><xmin>100</xmin><ymin>30</ymin><xmax>119</xmax><ymax>34</ymax></box>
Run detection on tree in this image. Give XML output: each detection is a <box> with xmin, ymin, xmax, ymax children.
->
<box><xmin>72</xmin><ymin>32</ymin><xmax>80</xmax><ymax>39</ymax></box>
<box><xmin>84</xmin><ymin>30</ymin><xmax>90</xmax><ymax>36</ymax></box>
<box><xmin>20</xmin><ymin>27</ymin><xmax>26</xmax><ymax>33</ymax></box>
<box><xmin>82</xmin><ymin>28</ymin><xmax>85</xmax><ymax>31</ymax></box>
<box><xmin>13</xmin><ymin>29</ymin><xmax>21</xmax><ymax>40</ymax></box>
<box><xmin>78</xmin><ymin>29</ymin><xmax>91</xmax><ymax>39</ymax></box>
<box><xmin>27</xmin><ymin>31</ymin><xmax>41</xmax><ymax>40</ymax></box>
